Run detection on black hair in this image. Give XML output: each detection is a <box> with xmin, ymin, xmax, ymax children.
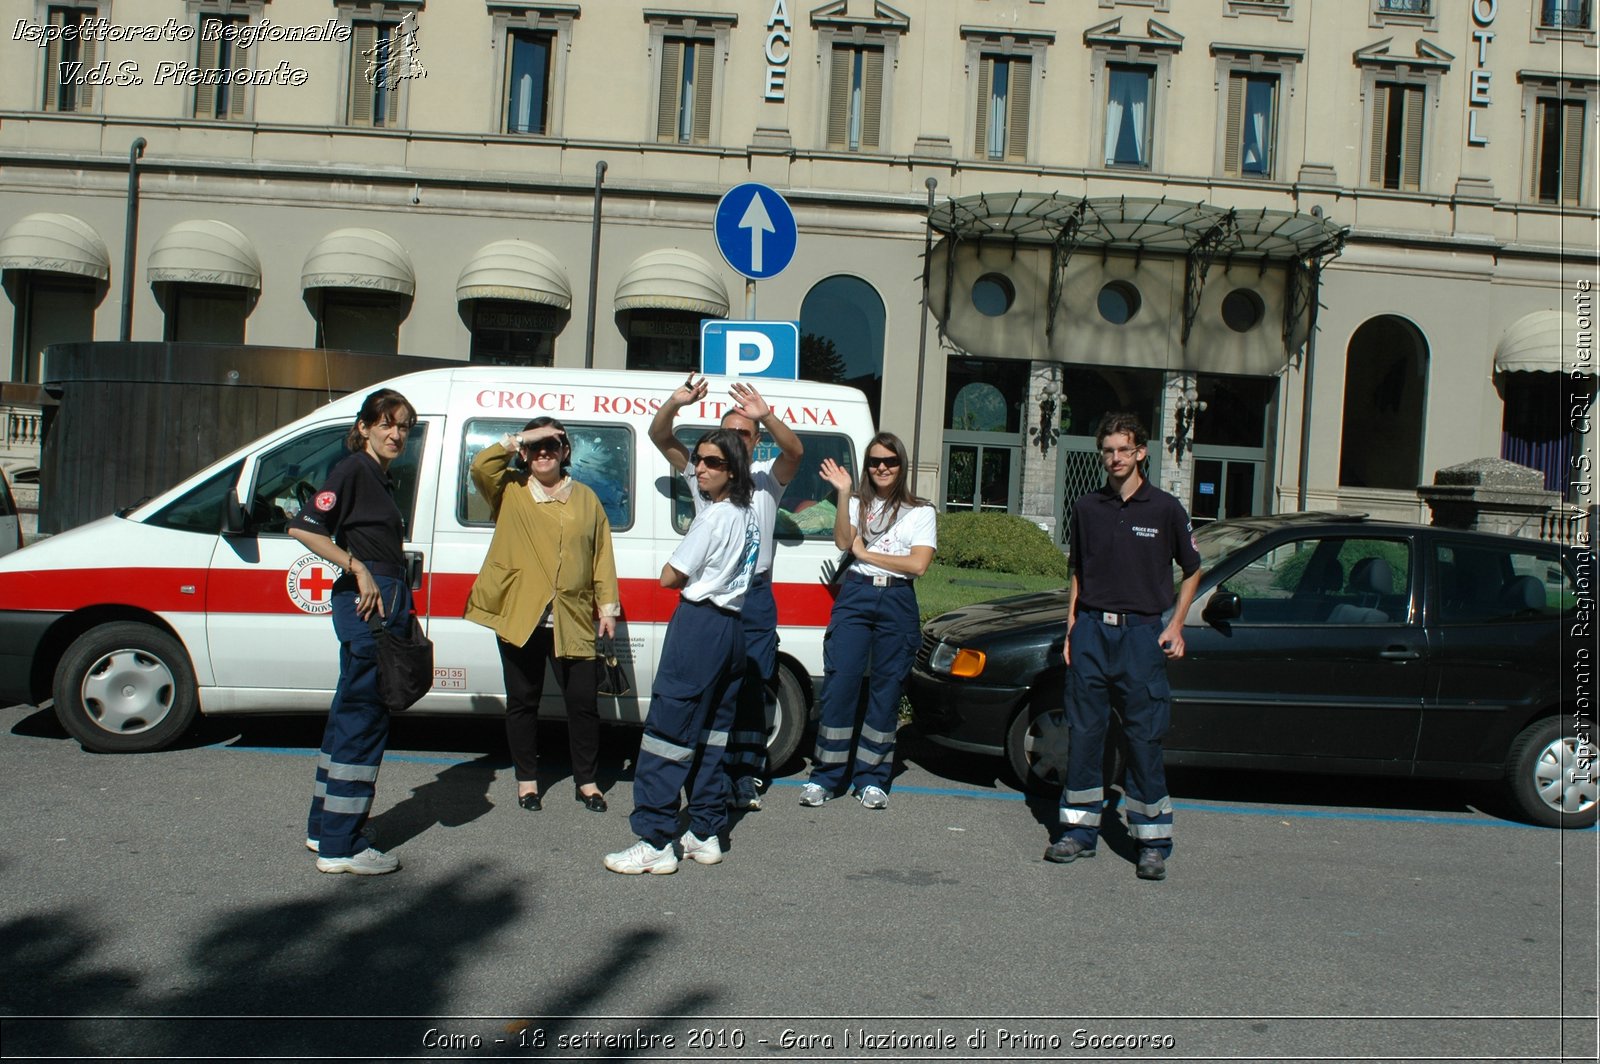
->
<box><xmin>346</xmin><ymin>388</ymin><xmax>417</xmax><ymax>452</ymax></box>
<box><xmin>520</xmin><ymin>415</ymin><xmax>572</xmax><ymax>474</ymax></box>
<box><xmin>693</xmin><ymin>428</ymin><xmax>753</xmax><ymax>509</ymax></box>
<box><xmin>1094</xmin><ymin>412</ymin><xmax>1149</xmax><ymax>449</ymax></box>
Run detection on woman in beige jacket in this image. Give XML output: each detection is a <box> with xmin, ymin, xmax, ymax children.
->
<box><xmin>465</xmin><ymin>416</ymin><xmax>620</xmax><ymax>813</ymax></box>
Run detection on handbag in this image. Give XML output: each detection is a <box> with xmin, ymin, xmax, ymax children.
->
<box><xmin>366</xmin><ymin>598</ymin><xmax>434</xmax><ymax>712</ymax></box>
<box><xmin>595</xmin><ymin>635</ymin><xmax>631</xmax><ymax>696</ymax></box>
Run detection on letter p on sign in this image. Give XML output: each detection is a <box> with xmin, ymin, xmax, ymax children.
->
<box><xmin>700</xmin><ymin>320</ymin><xmax>799</xmax><ymax>380</ymax></box>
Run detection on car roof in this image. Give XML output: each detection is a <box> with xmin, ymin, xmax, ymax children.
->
<box><xmin>1210</xmin><ymin>511</ymin><xmax>1578</xmax><ymax>552</ymax></box>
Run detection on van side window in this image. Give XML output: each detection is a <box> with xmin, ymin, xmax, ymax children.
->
<box><xmin>145</xmin><ymin>461</ymin><xmax>244</xmax><ymax>534</ymax></box>
<box><xmin>251</xmin><ymin>423</ymin><xmax>429</xmax><ymax>538</ymax></box>
<box><xmin>460</xmin><ymin>419</ymin><xmax>634</xmax><ymax>530</ymax></box>
<box><xmin>670</xmin><ymin>428</ymin><xmax>856</xmax><ymax>541</ymax></box>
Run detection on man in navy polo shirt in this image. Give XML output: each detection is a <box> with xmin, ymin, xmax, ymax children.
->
<box><xmin>1046</xmin><ymin>412</ymin><xmax>1202</xmax><ymax>881</ymax></box>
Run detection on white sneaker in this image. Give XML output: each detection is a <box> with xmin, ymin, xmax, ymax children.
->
<box><xmin>857</xmin><ymin>785</ymin><xmax>889</xmax><ymax>810</ymax></box>
<box><xmin>798</xmin><ymin>782</ymin><xmax>832</xmax><ymax>807</ymax></box>
<box><xmin>305</xmin><ymin>838</ymin><xmax>318</xmax><ymax>853</ymax></box>
<box><xmin>604</xmin><ymin>839</ymin><xmax>678</xmax><ymax>875</ymax></box>
<box><xmin>315</xmin><ymin>846</ymin><xmax>399</xmax><ymax>875</ymax></box>
<box><xmin>728</xmin><ymin>776</ymin><xmax>763</xmax><ymax>811</ymax></box>
<box><xmin>679</xmin><ymin>830</ymin><xmax>724</xmax><ymax>865</ymax></box>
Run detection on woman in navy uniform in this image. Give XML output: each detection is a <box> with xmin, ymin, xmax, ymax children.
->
<box><xmin>800</xmin><ymin>432</ymin><xmax>937</xmax><ymax>810</ymax></box>
<box><xmin>604</xmin><ymin>428</ymin><xmax>758</xmax><ymax>874</ymax></box>
<box><xmin>287</xmin><ymin>388</ymin><xmax>417</xmax><ymax>875</ymax></box>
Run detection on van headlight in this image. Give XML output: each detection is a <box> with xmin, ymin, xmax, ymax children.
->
<box><xmin>928</xmin><ymin>641</ymin><xmax>987</xmax><ymax>678</ymax></box>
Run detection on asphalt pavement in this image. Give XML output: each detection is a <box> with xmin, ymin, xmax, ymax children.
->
<box><xmin>0</xmin><ymin>701</ymin><xmax>1595</xmax><ymax>1063</ymax></box>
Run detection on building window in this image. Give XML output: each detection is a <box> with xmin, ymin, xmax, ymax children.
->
<box><xmin>657</xmin><ymin>36</ymin><xmax>715</xmax><ymax>144</ymax></box>
<box><xmin>194</xmin><ymin>14</ymin><xmax>250</xmax><ymax>120</ymax></box>
<box><xmin>624</xmin><ymin>310</ymin><xmax>706</xmax><ymax>373</ymax></box>
<box><xmin>506</xmin><ymin>30</ymin><xmax>552</xmax><ymax>134</ymax></box>
<box><xmin>347</xmin><ymin>12</ymin><xmax>421</xmax><ymax>129</ymax></box>
<box><xmin>1105</xmin><ymin>64</ymin><xmax>1154</xmax><ymax>168</ymax></box>
<box><xmin>1370</xmin><ymin>0</ymin><xmax>1438</xmax><ymax>31</ymax></box>
<box><xmin>468</xmin><ymin>300</ymin><xmax>561</xmax><ymax>366</ymax></box>
<box><xmin>1502</xmin><ymin>373</ymin><xmax>1592</xmax><ymax>496</ymax></box>
<box><xmin>1224</xmin><ymin>72</ymin><xmax>1277</xmax><ymax>178</ymax></box>
<box><xmin>1532</xmin><ymin>97</ymin><xmax>1586</xmax><ymax>206</ymax></box>
<box><xmin>1339</xmin><ymin>315</ymin><xmax>1428</xmax><ymax>491</ymax></box>
<box><xmin>800</xmin><ymin>275</ymin><xmax>886</xmax><ymax>423</ymax></box>
<box><xmin>315</xmin><ymin>291</ymin><xmax>406</xmax><ymax>354</ymax></box>
<box><xmin>827</xmin><ymin>44</ymin><xmax>884</xmax><ymax>152</ymax></box>
<box><xmin>159</xmin><ymin>285</ymin><xmax>249</xmax><ymax>344</ymax></box>
<box><xmin>1540</xmin><ymin>0</ymin><xmax>1591</xmax><ymax>29</ymax></box>
<box><xmin>7</xmin><ymin>273</ymin><xmax>96</xmax><ymax>383</ymax></box>
<box><xmin>975</xmin><ymin>55</ymin><xmax>1030</xmax><ymax>162</ymax></box>
<box><xmin>42</xmin><ymin>5</ymin><xmax>97</xmax><ymax>113</ymax></box>
<box><xmin>1368</xmin><ymin>81</ymin><xmax>1425</xmax><ymax>191</ymax></box>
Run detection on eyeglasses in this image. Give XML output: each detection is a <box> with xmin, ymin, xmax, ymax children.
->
<box><xmin>523</xmin><ymin>437</ymin><xmax>565</xmax><ymax>456</ymax></box>
<box><xmin>865</xmin><ymin>455</ymin><xmax>902</xmax><ymax>470</ymax></box>
<box><xmin>690</xmin><ymin>452</ymin><xmax>729</xmax><ymax>471</ymax></box>
<box><xmin>1099</xmin><ymin>446</ymin><xmax>1142</xmax><ymax>458</ymax></box>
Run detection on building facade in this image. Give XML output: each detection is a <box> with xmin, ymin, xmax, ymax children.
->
<box><xmin>1</xmin><ymin>0</ymin><xmax>1595</xmax><ymax>537</ymax></box>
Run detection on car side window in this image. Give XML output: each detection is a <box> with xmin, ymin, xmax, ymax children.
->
<box><xmin>1220</xmin><ymin>536</ymin><xmax>1412</xmax><ymax>625</ymax></box>
<box><xmin>252</xmin><ymin>423</ymin><xmax>429</xmax><ymax>539</ymax></box>
<box><xmin>1434</xmin><ymin>541</ymin><xmax>1568</xmax><ymax>624</ymax></box>
<box><xmin>669</xmin><ymin>428</ymin><xmax>856</xmax><ymax>540</ymax></box>
<box><xmin>460</xmin><ymin>419</ymin><xmax>633</xmax><ymax>531</ymax></box>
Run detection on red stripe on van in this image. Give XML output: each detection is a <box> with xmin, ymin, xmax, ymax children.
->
<box><xmin>0</xmin><ymin>567</ymin><xmax>210</xmax><ymax>613</ymax></box>
<box><xmin>428</xmin><ymin>573</ymin><xmax>836</xmax><ymax>627</ymax></box>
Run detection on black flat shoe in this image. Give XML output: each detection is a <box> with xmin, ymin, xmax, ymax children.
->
<box><xmin>517</xmin><ymin>791</ymin><xmax>542</xmax><ymax>811</ymax></box>
<box><xmin>575</xmin><ymin>789</ymin><xmax>607</xmax><ymax>813</ymax></box>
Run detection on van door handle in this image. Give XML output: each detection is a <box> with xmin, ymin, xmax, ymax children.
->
<box><xmin>1379</xmin><ymin>646</ymin><xmax>1420</xmax><ymax>661</ymax></box>
<box><xmin>405</xmin><ymin>550</ymin><xmax>424</xmax><ymax>591</ymax></box>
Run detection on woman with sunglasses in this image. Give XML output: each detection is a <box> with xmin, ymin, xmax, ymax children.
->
<box><xmin>800</xmin><ymin>431</ymin><xmax>936</xmax><ymax>810</ymax></box>
<box><xmin>605</xmin><ymin>429</ymin><xmax>758</xmax><ymax>874</ymax></box>
<box><xmin>466</xmin><ymin>417</ymin><xmax>620</xmax><ymax>814</ymax></box>
<box><xmin>287</xmin><ymin>387</ymin><xmax>417</xmax><ymax>875</ymax></box>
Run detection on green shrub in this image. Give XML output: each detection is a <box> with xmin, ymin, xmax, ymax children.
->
<box><xmin>935</xmin><ymin>512</ymin><xmax>1070</xmax><ymax>578</ymax></box>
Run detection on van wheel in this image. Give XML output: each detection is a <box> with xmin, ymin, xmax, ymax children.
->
<box><xmin>1006</xmin><ymin>686</ymin><xmax>1123</xmax><ymax>795</ymax></box>
<box><xmin>52</xmin><ymin>623</ymin><xmax>199</xmax><ymax>754</ymax></box>
<box><xmin>764</xmin><ymin>664</ymin><xmax>807</xmax><ymax>772</ymax></box>
<box><xmin>1505</xmin><ymin>715</ymin><xmax>1598</xmax><ymax>829</ymax></box>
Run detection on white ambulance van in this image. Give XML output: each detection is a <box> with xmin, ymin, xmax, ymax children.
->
<box><xmin>0</xmin><ymin>367</ymin><xmax>875</xmax><ymax>767</ymax></box>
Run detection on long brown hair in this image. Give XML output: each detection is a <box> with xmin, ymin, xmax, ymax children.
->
<box><xmin>855</xmin><ymin>431</ymin><xmax>923</xmax><ymax>528</ymax></box>
<box><xmin>346</xmin><ymin>388</ymin><xmax>417</xmax><ymax>452</ymax></box>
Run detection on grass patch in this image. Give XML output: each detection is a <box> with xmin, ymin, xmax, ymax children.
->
<box><xmin>916</xmin><ymin>562</ymin><xmax>1064</xmax><ymax>622</ymax></box>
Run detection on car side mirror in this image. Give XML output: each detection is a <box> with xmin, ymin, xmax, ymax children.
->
<box><xmin>1203</xmin><ymin>590</ymin><xmax>1242</xmax><ymax>623</ymax></box>
<box><xmin>222</xmin><ymin>491</ymin><xmax>252</xmax><ymax>536</ymax></box>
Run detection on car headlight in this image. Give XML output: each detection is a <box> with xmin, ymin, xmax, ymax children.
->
<box><xmin>928</xmin><ymin>641</ymin><xmax>987</xmax><ymax>678</ymax></box>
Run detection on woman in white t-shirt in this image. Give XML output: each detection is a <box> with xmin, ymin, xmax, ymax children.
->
<box><xmin>800</xmin><ymin>431</ymin><xmax>937</xmax><ymax>810</ymax></box>
<box><xmin>604</xmin><ymin>428</ymin><xmax>760</xmax><ymax>874</ymax></box>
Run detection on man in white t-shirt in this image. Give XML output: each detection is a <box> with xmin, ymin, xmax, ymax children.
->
<box><xmin>649</xmin><ymin>373</ymin><xmax>803</xmax><ymax>810</ymax></box>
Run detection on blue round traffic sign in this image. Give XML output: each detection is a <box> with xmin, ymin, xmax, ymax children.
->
<box><xmin>714</xmin><ymin>183</ymin><xmax>798</xmax><ymax>280</ymax></box>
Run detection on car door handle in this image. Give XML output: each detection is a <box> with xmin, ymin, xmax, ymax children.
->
<box><xmin>1379</xmin><ymin>646</ymin><xmax>1420</xmax><ymax>661</ymax></box>
<box><xmin>405</xmin><ymin>550</ymin><xmax>424</xmax><ymax>591</ymax></box>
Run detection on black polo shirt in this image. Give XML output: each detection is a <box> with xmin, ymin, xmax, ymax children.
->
<box><xmin>286</xmin><ymin>451</ymin><xmax>407</xmax><ymax>574</ymax></box>
<box><xmin>1068</xmin><ymin>479</ymin><xmax>1201</xmax><ymax>616</ymax></box>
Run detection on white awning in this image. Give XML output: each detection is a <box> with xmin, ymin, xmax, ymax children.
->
<box><xmin>148</xmin><ymin>219</ymin><xmax>262</xmax><ymax>289</ymax></box>
<box><xmin>1494</xmin><ymin>309</ymin><xmax>1583</xmax><ymax>374</ymax></box>
<box><xmin>300</xmin><ymin>227</ymin><xmax>415</xmax><ymax>296</ymax></box>
<box><xmin>456</xmin><ymin>240</ymin><xmax>571</xmax><ymax>308</ymax></box>
<box><xmin>614</xmin><ymin>248</ymin><xmax>729</xmax><ymax>316</ymax></box>
<box><xmin>0</xmin><ymin>213</ymin><xmax>111</xmax><ymax>281</ymax></box>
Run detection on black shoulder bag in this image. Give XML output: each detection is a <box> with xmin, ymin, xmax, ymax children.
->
<box><xmin>365</xmin><ymin>586</ymin><xmax>434</xmax><ymax>712</ymax></box>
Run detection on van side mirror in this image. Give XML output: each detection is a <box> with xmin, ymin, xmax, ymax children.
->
<box><xmin>222</xmin><ymin>491</ymin><xmax>252</xmax><ymax>536</ymax></box>
<box><xmin>1203</xmin><ymin>590</ymin><xmax>1242</xmax><ymax>624</ymax></box>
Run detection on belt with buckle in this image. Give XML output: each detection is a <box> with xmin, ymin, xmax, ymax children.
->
<box><xmin>847</xmin><ymin>571</ymin><xmax>911</xmax><ymax>588</ymax></box>
<box><xmin>1086</xmin><ymin>608</ymin><xmax>1159</xmax><ymax>627</ymax></box>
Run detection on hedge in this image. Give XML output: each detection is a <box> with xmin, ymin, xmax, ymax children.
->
<box><xmin>935</xmin><ymin>511</ymin><xmax>1070</xmax><ymax>578</ymax></box>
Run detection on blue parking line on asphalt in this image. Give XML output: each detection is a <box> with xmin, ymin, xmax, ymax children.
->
<box><xmin>212</xmin><ymin>742</ymin><xmax>1593</xmax><ymax>830</ymax></box>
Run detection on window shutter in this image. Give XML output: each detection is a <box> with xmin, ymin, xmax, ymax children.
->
<box><xmin>1006</xmin><ymin>57</ymin><xmax>1030</xmax><ymax>161</ymax></box>
<box><xmin>1561</xmin><ymin>99</ymin><xmax>1585</xmax><ymax>205</ymax></box>
<box><xmin>692</xmin><ymin>40</ymin><xmax>715</xmax><ymax>144</ymax></box>
<box><xmin>228</xmin><ymin>30</ymin><xmax>247</xmax><ymax>118</ymax></box>
<box><xmin>973</xmin><ymin>57</ymin><xmax>991</xmax><ymax>157</ymax></box>
<box><xmin>656</xmin><ymin>38</ymin><xmax>681</xmax><ymax>141</ymax></box>
<box><xmin>826</xmin><ymin>45</ymin><xmax>851</xmax><ymax>148</ymax></box>
<box><xmin>195</xmin><ymin>21</ymin><xmax>220</xmax><ymax>118</ymax></box>
<box><xmin>1531</xmin><ymin>98</ymin><xmax>1551</xmax><ymax>200</ymax></box>
<box><xmin>1368</xmin><ymin>85</ymin><xmax>1390</xmax><ymax>186</ymax></box>
<box><xmin>77</xmin><ymin>27</ymin><xmax>96</xmax><ymax>111</ymax></box>
<box><xmin>1223</xmin><ymin>73</ymin><xmax>1244</xmax><ymax>176</ymax></box>
<box><xmin>1400</xmin><ymin>84</ymin><xmax>1424</xmax><ymax>191</ymax></box>
<box><xmin>44</xmin><ymin>8</ymin><xmax>63</xmax><ymax>110</ymax></box>
<box><xmin>349</xmin><ymin>22</ymin><xmax>376</xmax><ymax>125</ymax></box>
<box><xmin>860</xmin><ymin>47</ymin><xmax>883</xmax><ymax>150</ymax></box>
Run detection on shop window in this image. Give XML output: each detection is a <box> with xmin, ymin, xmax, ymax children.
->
<box><xmin>1105</xmin><ymin>64</ymin><xmax>1154</xmax><ymax>168</ymax></box>
<box><xmin>7</xmin><ymin>273</ymin><xmax>96</xmax><ymax>383</ymax></box>
<box><xmin>624</xmin><ymin>310</ymin><xmax>706</xmax><ymax>374</ymax></box>
<box><xmin>1339</xmin><ymin>315</ymin><xmax>1428</xmax><ymax>490</ymax></box>
<box><xmin>315</xmin><ymin>291</ymin><xmax>407</xmax><ymax>354</ymax></box>
<box><xmin>159</xmin><ymin>284</ymin><xmax>249</xmax><ymax>344</ymax></box>
<box><xmin>799</xmin><ymin>275</ymin><xmax>885</xmax><ymax>422</ymax></box>
<box><xmin>42</xmin><ymin>5</ymin><xmax>98</xmax><ymax>113</ymax></box>
<box><xmin>468</xmin><ymin>300</ymin><xmax>561</xmax><ymax>367</ymax></box>
<box><xmin>1368</xmin><ymin>81</ymin><xmax>1425</xmax><ymax>191</ymax></box>
<box><xmin>194</xmin><ymin>13</ymin><xmax>251</xmax><ymax>120</ymax></box>
<box><xmin>945</xmin><ymin>358</ymin><xmax>1027</xmax><ymax>433</ymax></box>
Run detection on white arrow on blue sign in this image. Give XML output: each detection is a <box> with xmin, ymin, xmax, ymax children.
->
<box><xmin>713</xmin><ymin>183</ymin><xmax>797</xmax><ymax>280</ymax></box>
<box><xmin>701</xmin><ymin>320</ymin><xmax>799</xmax><ymax>380</ymax></box>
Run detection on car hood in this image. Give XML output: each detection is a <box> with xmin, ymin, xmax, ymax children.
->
<box><xmin>923</xmin><ymin>589</ymin><xmax>1070</xmax><ymax>644</ymax></box>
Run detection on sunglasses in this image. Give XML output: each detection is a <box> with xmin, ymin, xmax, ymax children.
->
<box><xmin>522</xmin><ymin>437</ymin><xmax>565</xmax><ymax>456</ymax></box>
<box><xmin>865</xmin><ymin>455</ymin><xmax>902</xmax><ymax>470</ymax></box>
<box><xmin>690</xmin><ymin>452</ymin><xmax>729</xmax><ymax>471</ymax></box>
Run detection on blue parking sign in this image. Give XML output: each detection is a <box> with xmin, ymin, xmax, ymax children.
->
<box><xmin>714</xmin><ymin>183</ymin><xmax>797</xmax><ymax>280</ymax></box>
<box><xmin>701</xmin><ymin>321</ymin><xmax>799</xmax><ymax>380</ymax></box>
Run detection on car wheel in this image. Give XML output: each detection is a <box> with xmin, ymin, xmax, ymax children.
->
<box><xmin>1504</xmin><ymin>715</ymin><xmax>1598</xmax><ymax>829</ymax></box>
<box><xmin>764</xmin><ymin>663</ymin><xmax>807</xmax><ymax>772</ymax></box>
<box><xmin>52</xmin><ymin>622</ymin><xmax>200</xmax><ymax>754</ymax></box>
<box><xmin>1005</xmin><ymin>690</ymin><xmax>1124</xmax><ymax>794</ymax></box>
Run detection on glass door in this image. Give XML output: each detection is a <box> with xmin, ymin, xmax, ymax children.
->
<box><xmin>944</xmin><ymin>442</ymin><xmax>1018</xmax><ymax>513</ymax></box>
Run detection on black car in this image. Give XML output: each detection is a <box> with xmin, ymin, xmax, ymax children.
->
<box><xmin>908</xmin><ymin>513</ymin><xmax>1596</xmax><ymax>828</ymax></box>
